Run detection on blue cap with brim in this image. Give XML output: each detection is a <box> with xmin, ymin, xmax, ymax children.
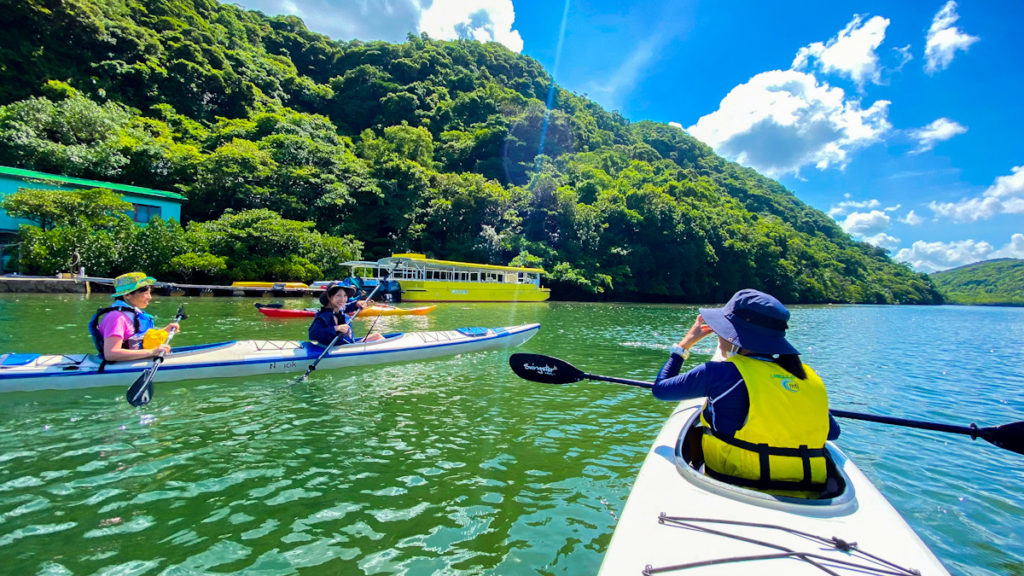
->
<box><xmin>700</xmin><ymin>289</ymin><xmax>799</xmax><ymax>356</ymax></box>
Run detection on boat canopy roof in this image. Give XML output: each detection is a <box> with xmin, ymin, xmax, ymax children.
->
<box><xmin>342</xmin><ymin>253</ymin><xmax>545</xmax><ymax>274</ymax></box>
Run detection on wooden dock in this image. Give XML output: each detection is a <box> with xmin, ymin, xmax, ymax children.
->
<box><xmin>0</xmin><ymin>276</ymin><xmax>322</xmax><ymax>297</ymax></box>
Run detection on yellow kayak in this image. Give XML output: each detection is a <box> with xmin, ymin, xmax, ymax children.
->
<box><xmin>255</xmin><ymin>304</ymin><xmax>437</xmax><ymax>318</ymax></box>
<box><xmin>232</xmin><ymin>281</ymin><xmax>310</xmax><ymax>289</ymax></box>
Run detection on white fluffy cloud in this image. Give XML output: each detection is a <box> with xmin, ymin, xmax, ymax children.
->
<box><xmin>862</xmin><ymin>233</ymin><xmax>901</xmax><ymax>251</ymax></box>
<box><xmin>840</xmin><ymin>209</ymin><xmax>891</xmax><ymax>236</ymax></box>
<box><xmin>925</xmin><ymin>1</ymin><xmax>978</xmax><ymax>74</ymax></box>
<box><xmin>829</xmin><ymin>197</ymin><xmax>880</xmax><ymax>217</ymax></box>
<box><xmin>690</xmin><ymin>14</ymin><xmax>897</xmax><ymax>177</ymax></box>
<box><xmin>231</xmin><ymin>0</ymin><xmax>523</xmax><ymax>52</ymax></box>
<box><xmin>838</xmin><ymin>209</ymin><xmax>902</xmax><ymax>250</ymax></box>
<box><xmin>909</xmin><ymin>118</ymin><xmax>966</xmax><ymax>153</ymax></box>
<box><xmin>792</xmin><ymin>15</ymin><xmax>889</xmax><ymax>88</ymax></box>
<box><xmin>929</xmin><ymin>165</ymin><xmax>1024</xmax><ymax>222</ymax></box>
<box><xmin>895</xmin><ymin>234</ymin><xmax>1024</xmax><ymax>273</ymax></box>
<box><xmin>686</xmin><ymin>70</ymin><xmax>890</xmax><ymax>177</ymax></box>
<box><xmin>900</xmin><ymin>209</ymin><xmax>924</xmax><ymax>225</ymax></box>
<box><xmin>421</xmin><ymin>0</ymin><xmax>523</xmax><ymax>52</ymax></box>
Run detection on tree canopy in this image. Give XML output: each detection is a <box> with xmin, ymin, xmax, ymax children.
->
<box><xmin>0</xmin><ymin>0</ymin><xmax>942</xmax><ymax>304</ymax></box>
<box><xmin>929</xmin><ymin>259</ymin><xmax>1024</xmax><ymax>305</ymax></box>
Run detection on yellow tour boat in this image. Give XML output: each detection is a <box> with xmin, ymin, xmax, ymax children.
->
<box><xmin>341</xmin><ymin>253</ymin><xmax>550</xmax><ymax>302</ymax></box>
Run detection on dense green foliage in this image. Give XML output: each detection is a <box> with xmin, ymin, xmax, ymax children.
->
<box><xmin>0</xmin><ymin>0</ymin><xmax>942</xmax><ymax>303</ymax></box>
<box><xmin>930</xmin><ymin>259</ymin><xmax>1024</xmax><ymax>305</ymax></box>
<box><xmin>3</xmin><ymin>187</ymin><xmax>360</xmax><ymax>283</ymax></box>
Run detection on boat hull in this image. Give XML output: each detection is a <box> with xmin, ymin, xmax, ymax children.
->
<box><xmin>0</xmin><ymin>324</ymin><xmax>539</xmax><ymax>393</ymax></box>
<box><xmin>598</xmin><ymin>398</ymin><xmax>950</xmax><ymax>575</ymax></box>
<box><xmin>398</xmin><ymin>280</ymin><xmax>550</xmax><ymax>302</ymax></box>
<box><xmin>257</xmin><ymin>305</ymin><xmax>437</xmax><ymax>319</ymax></box>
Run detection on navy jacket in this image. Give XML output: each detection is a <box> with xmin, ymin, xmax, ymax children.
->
<box><xmin>308</xmin><ymin>308</ymin><xmax>353</xmax><ymax>347</ymax></box>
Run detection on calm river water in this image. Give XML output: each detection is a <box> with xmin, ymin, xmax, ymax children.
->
<box><xmin>0</xmin><ymin>294</ymin><xmax>1021</xmax><ymax>575</ymax></box>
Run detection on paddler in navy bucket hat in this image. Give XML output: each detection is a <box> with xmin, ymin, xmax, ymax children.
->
<box><xmin>699</xmin><ymin>289</ymin><xmax>800</xmax><ymax>356</ymax></box>
<box><xmin>651</xmin><ymin>288</ymin><xmax>841</xmax><ymax>497</ymax></box>
<box><xmin>308</xmin><ymin>282</ymin><xmax>385</xmax><ymax>347</ymax></box>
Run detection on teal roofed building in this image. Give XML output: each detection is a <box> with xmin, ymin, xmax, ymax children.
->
<box><xmin>0</xmin><ymin>165</ymin><xmax>186</xmax><ymax>235</ymax></box>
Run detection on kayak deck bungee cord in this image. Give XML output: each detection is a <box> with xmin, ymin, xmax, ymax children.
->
<box><xmin>597</xmin><ymin>398</ymin><xmax>950</xmax><ymax>575</ymax></box>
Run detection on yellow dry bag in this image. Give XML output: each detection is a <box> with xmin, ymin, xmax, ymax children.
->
<box><xmin>142</xmin><ymin>328</ymin><xmax>169</xmax><ymax>349</ymax></box>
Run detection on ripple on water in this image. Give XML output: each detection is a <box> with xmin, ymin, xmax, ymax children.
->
<box><xmin>0</xmin><ymin>300</ymin><xmax>1021</xmax><ymax>575</ymax></box>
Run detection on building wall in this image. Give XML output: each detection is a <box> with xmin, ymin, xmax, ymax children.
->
<box><xmin>0</xmin><ymin>174</ymin><xmax>183</xmax><ymax>232</ymax></box>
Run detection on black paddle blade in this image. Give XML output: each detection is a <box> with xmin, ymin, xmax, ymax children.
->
<box><xmin>126</xmin><ymin>370</ymin><xmax>155</xmax><ymax>407</ymax></box>
<box><xmin>255</xmin><ymin>303</ymin><xmax>283</xmax><ymax>309</ymax></box>
<box><xmin>982</xmin><ymin>421</ymin><xmax>1024</xmax><ymax>456</ymax></box>
<box><xmin>508</xmin><ymin>353</ymin><xmax>585</xmax><ymax>385</ymax></box>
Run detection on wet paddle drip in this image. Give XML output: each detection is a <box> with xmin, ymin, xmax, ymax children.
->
<box><xmin>645</xmin><ymin>515</ymin><xmax>923</xmax><ymax>576</ymax></box>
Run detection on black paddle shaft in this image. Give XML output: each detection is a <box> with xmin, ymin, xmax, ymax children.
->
<box><xmin>126</xmin><ymin>305</ymin><xmax>187</xmax><ymax>407</ymax></box>
<box><xmin>508</xmin><ymin>353</ymin><xmax>1024</xmax><ymax>457</ymax></box>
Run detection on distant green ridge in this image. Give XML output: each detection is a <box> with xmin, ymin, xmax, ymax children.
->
<box><xmin>930</xmin><ymin>258</ymin><xmax>1024</xmax><ymax>305</ymax></box>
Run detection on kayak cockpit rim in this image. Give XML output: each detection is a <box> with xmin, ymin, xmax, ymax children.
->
<box><xmin>673</xmin><ymin>403</ymin><xmax>859</xmax><ymax>517</ymax></box>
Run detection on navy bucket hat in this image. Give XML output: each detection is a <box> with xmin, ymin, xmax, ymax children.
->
<box><xmin>699</xmin><ymin>289</ymin><xmax>799</xmax><ymax>356</ymax></box>
<box><xmin>319</xmin><ymin>282</ymin><xmax>356</xmax><ymax>307</ymax></box>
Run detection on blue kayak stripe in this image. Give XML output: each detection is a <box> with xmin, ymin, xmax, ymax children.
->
<box><xmin>0</xmin><ymin>325</ymin><xmax>539</xmax><ymax>381</ymax></box>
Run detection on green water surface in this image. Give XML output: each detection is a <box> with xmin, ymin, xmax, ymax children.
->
<box><xmin>0</xmin><ymin>294</ymin><xmax>1021</xmax><ymax>575</ymax></box>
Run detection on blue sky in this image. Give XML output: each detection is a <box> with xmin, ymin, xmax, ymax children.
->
<box><xmin>230</xmin><ymin>0</ymin><xmax>1023</xmax><ymax>273</ymax></box>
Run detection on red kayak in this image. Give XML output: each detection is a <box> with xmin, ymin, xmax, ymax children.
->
<box><xmin>256</xmin><ymin>304</ymin><xmax>437</xmax><ymax>319</ymax></box>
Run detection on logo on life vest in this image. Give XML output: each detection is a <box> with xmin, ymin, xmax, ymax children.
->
<box><xmin>779</xmin><ymin>377</ymin><xmax>800</xmax><ymax>392</ymax></box>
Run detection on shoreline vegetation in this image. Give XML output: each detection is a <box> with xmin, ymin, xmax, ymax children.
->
<box><xmin>929</xmin><ymin>258</ymin><xmax>1024</xmax><ymax>306</ymax></box>
<box><xmin>0</xmin><ymin>0</ymin><xmax>943</xmax><ymax>304</ymax></box>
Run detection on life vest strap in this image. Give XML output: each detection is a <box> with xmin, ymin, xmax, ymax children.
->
<box><xmin>706</xmin><ymin>428</ymin><xmax>827</xmax><ymax>458</ymax></box>
<box><xmin>704</xmin><ymin>466</ymin><xmax>826</xmax><ymax>492</ymax></box>
<box><xmin>704</xmin><ymin>429</ymin><xmax>826</xmax><ymax>491</ymax></box>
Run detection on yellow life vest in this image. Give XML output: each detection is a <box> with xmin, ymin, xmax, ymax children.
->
<box><xmin>700</xmin><ymin>355</ymin><xmax>830</xmax><ymax>493</ymax></box>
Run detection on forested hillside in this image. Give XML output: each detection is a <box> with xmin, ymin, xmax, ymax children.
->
<box><xmin>930</xmin><ymin>259</ymin><xmax>1024</xmax><ymax>305</ymax></box>
<box><xmin>0</xmin><ymin>0</ymin><xmax>942</xmax><ymax>303</ymax></box>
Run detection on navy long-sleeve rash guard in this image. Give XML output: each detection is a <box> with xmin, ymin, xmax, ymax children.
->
<box><xmin>653</xmin><ymin>352</ymin><xmax>840</xmax><ymax>440</ymax></box>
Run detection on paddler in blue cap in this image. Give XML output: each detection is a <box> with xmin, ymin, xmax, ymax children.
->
<box><xmin>653</xmin><ymin>289</ymin><xmax>840</xmax><ymax>496</ymax></box>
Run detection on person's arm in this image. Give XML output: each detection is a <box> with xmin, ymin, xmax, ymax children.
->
<box><xmin>99</xmin><ymin>312</ymin><xmax>167</xmax><ymax>361</ymax></box>
<box><xmin>308</xmin><ymin>312</ymin><xmax>342</xmax><ymax>345</ymax></box>
<box><xmin>102</xmin><ymin>337</ymin><xmax>169</xmax><ymax>361</ymax></box>
<box><xmin>336</xmin><ymin>314</ymin><xmax>354</xmax><ymax>343</ymax></box>
<box><xmin>653</xmin><ymin>361</ymin><xmax>718</xmax><ymax>401</ymax></box>
<box><xmin>827</xmin><ymin>413</ymin><xmax>841</xmax><ymax>440</ymax></box>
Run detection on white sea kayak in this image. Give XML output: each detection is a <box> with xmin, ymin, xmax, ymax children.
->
<box><xmin>599</xmin><ymin>397</ymin><xmax>951</xmax><ymax>575</ymax></box>
<box><xmin>0</xmin><ymin>324</ymin><xmax>539</xmax><ymax>392</ymax></box>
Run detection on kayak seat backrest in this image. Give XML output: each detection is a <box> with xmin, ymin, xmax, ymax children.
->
<box><xmin>680</xmin><ymin>419</ymin><xmax>847</xmax><ymax>501</ymax></box>
<box><xmin>0</xmin><ymin>353</ymin><xmax>40</xmax><ymax>367</ymax></box>
<box><xmin>456</xmin><ymin>327</ymin><xmax>490</xmax><ymax>337</ymax></box>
